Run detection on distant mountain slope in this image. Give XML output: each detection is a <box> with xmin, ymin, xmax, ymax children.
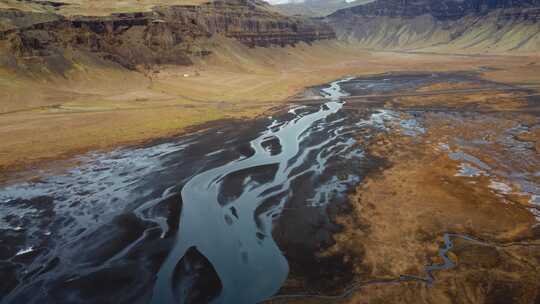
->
<box><xmin>326</xmin><ymin>0</ymin><xmax>540</xmax><ymax>52</ymax></box>
<box><xmin>273</xmin><ymin>0</ymin><xmax>373</xmax><ymax>17</ymax></box>
<box><xmin>331</xmin><ymin>0</ymin><xmax>540</xmax><ymax>19</ymax></box>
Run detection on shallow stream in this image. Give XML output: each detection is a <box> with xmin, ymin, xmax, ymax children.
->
<box><xmin>1</xmin><ymin>72</ymin><xmax>534</xmax><ymax>303</ymax></box>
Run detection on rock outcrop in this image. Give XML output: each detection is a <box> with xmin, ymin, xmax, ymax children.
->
<box><xmin>326</xmin><ymin>0</ymin><xmax>540</xmax><ymax>52</ymax></box>
<box><xmin>0</xmin><ymin>0</ymin><xmax>335</xmax><ymax>71</ymax></box>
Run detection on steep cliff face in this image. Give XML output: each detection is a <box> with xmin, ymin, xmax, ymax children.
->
<box><xmin>327</xmin><ymin>0</ymin><xmax>540</xmax><ymax>52</ymax></box>
<box><xmin>0</xmin><ymin>0</ymin><xmax>335</xmax><ymax>73</ymax></box>
<box><xmin>154</xmin><ymin>1</ymin><xmax>335</xmax><ymax>47</ymax></box>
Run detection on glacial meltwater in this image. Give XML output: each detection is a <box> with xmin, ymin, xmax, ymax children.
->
<box><xmin>3</xmin><ymin>73</ymin><xmax>518</xmax><ymax>304</ymax></box>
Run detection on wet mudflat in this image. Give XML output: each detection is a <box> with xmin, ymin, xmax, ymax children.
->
<box><xmin>0</xmin><ymin>77</ymin><xmax>379</xmax><ymax>303</ymax></box>
<box><xmin>1</xmin><ymin>71</ymin><xmax>539</xmax><ymax>304</ymax></box>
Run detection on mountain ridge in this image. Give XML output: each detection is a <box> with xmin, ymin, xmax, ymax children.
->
<box><xmin>326</xmin><ymin>0</ymin><xmax>540</xmax><ymax>52</ymax></box>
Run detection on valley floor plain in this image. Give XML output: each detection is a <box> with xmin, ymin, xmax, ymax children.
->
<box><xmin>1</xmin><ymin>0</ymin><xmax>540</xmax><ymax>301</ymax></box>
<box><xmin>1</xmin><ymin>40</ymin><xmax>539</xmax><ymax>180</ymax></box>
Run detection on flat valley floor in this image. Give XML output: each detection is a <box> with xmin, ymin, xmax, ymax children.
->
<box><xmin>1</xmin><ymin>45</ymin><xmax>539</xmax><ymax>179</ymax></box>
<box><xmin>1</xmin><ymin>48</ymin><xmax>539</xmax><ymax>303</ymax></box>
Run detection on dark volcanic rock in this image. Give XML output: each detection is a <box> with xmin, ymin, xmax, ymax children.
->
<box><xmin>172</xmin><ymin>246</ymin><xmax>223</xmax><ymax>304</ymax></box>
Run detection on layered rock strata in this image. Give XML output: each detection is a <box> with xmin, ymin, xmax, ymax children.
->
<box><xmin>0</xmin><ymin>0</ymin><xmax>336</xmax><ymax>70</ymax></box>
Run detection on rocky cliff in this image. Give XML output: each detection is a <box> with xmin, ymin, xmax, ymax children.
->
<box><xmin>326</xmin><ymin>0</ymin><xmax>540</xmax><ymax>52</ymax></box>
<box><xmin>0</xmin><ymin>0</ymin><xmax>335</xmax><ymax>72</ymax></box>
